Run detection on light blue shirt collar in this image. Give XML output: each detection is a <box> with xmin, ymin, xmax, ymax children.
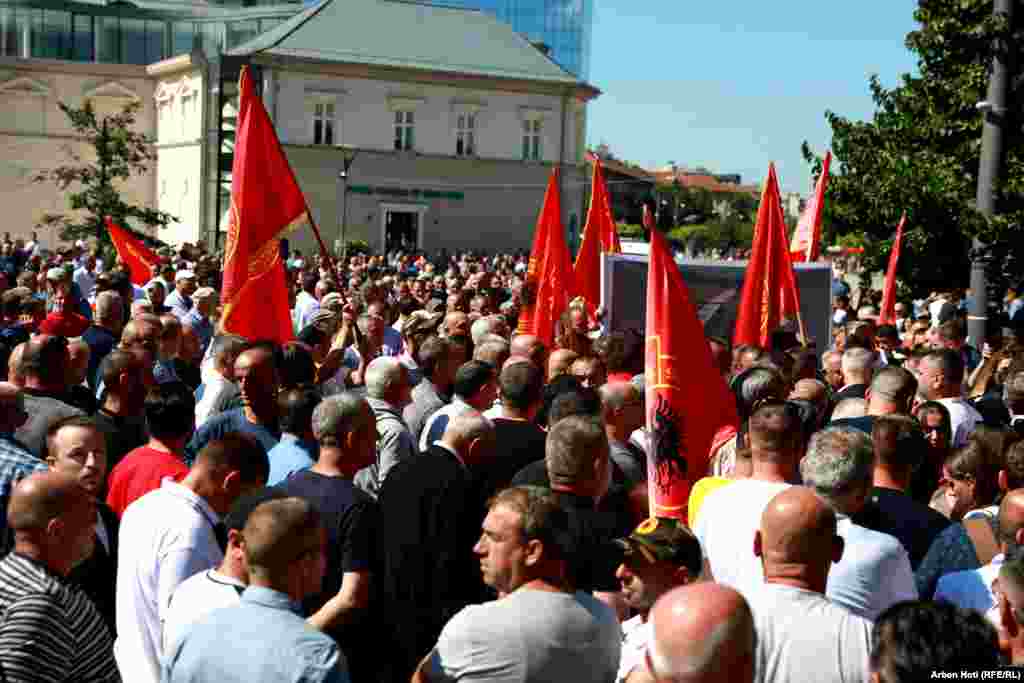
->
<box><xmin>241</xmin><ymin>586</ymin><xmax>303</xmax><ymax>615</ymax></box>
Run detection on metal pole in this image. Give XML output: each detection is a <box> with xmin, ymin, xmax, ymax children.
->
<box><xmin>970</xmin><ymin>0</ymin><xmax>1014</xmax><ymax>348</ymax></box>
<box><xmin>340</xmin><ymin>173</ymin><xmax>349</xmax><ymax>258</ymax></box>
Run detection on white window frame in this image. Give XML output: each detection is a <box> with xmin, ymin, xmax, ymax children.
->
<box><xmin>394</xmin><ymin>109</ymin><xmax>415</xmax><ymax>152</ymax></box>
<box><xmin>312</xmin><ymin>100</ymin><xmax>336</xmax><ymax>146</ymax></box>
<box><xmin>388</xmin><ymin>95</ymin><xmax>424</xmax><ymax>153</ymax></box>
<box><xmin>522</xmin><ymin>118</ymin><xmax>542</xmax><ymax>161</ymax></box>
<box><xmin>455</xmin><ymin>112</ymin><xmax>476</xmax><ymax>157</ymax></box>
<box><xmin>154</xmin><ymin>82</ymin><xmax>175</xmax><ymax>143</ymax></box>
<box><xmin>306</xmin><ymin>89</ymin><xmax>345</xmax><ymax>147</ymax></box>
<box><xmin>306</xmin><ymin>93</ymin><xmax>339</xmax><ymax>146</ymax></box>
<box><xmin>179</xmin><ymin>90</ymin><xmax>195</xmax><ymax>140</ymax></box>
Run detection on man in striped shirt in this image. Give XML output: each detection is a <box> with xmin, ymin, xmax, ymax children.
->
<box><xmin>0</xmin><ymin>470</ymin><xmax>120</xmax><ymax>681</ymax></box>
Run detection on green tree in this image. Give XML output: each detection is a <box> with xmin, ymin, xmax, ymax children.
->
<box><xmin>33</xmin><ymin>100</ymin><xmax>176</xmax><ymax>246</ymax></box>
<box><xmin>804</xmin><ymin>0</ymin><xmax>1024</xmax><ymax>298</ymax></box>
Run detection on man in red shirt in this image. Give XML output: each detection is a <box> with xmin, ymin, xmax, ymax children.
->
<box><xmin>38</xmin><ymin>289</ymin><xmax>89</xmax><ymax>338</ymax></box>
<box><xmin>107</xmin><ymin>381</ymin><xmax>193</xmax><ymax>517</ymax></box>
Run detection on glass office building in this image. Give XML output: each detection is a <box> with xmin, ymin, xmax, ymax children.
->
<box><xmin>0</xmin><ymin>0</ymin><xmax>298</xmax><ymax>65</ymax></box>
<box><xmin>434</xmin><ymin>0</ymin><xmax>592</xmax><ymax>79</ymax></box>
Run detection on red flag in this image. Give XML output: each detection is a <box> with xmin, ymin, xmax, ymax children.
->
<box><xmin>878</xmin><ymin>214</ymin><xmax>906</xmax><ymax>325</ymax></box>
<box><xmin>517</xmin><ymin>167</ymin><xmax>572</xmax><ymax>348</ymax></box>
<box><xmin>734</xmin><ymin>164</ymin><xmax>804</xmax><ymax>349</ymax></box>
<box><xmin>106</xmin><ymin>217</ymin><xmax>160</xmax><ymax>286</ymax></box>
<box><xmin>789</xmin><ymin>151</ymin><xmax>831</xmax><ymax>262</ymax></box>
<box><xmin>646</xmin><ymin>225</ymin><xmax>739</xmax><ymax>522</ymax></box>
<box><xmin>221</xmin><ymin>66</ymin><xmax>302</xmax><ymax>344</ymax></box>
<box><xmin>573</xmin><ymin>156</ymin><xmax>620</xmax><ymax>312</ymax></box>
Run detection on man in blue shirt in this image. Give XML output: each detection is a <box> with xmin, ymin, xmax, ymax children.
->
<box><xmin>267</xmin><ymin>387</ymin><xmax>320</xmax><ymax>485</ymax></box>
<box><xmin>163</xmin><ymin>496</ymin><xmax>349</xmax><ymax>682</ymax></box>
<box><xmin>185</xmin><ymin>342</ymin><xmax>281</xmax><ymax>465</ymax></box>
<box><xmin>166</xmin><ymin>270</ymin><xmax>197</xmax><ymax>321</ymax></box>
<box><xmin>184</xmin><ymin>287</ymin><xmax>217</xmax><ymax>359</ymax></box>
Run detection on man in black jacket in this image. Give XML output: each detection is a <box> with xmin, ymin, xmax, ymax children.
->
<box><xmin>44</xmin><ymin>415</ymin><xmax>119</xmax><ymax>635</ymax></box>
<box><xmin>375</xmin><ymin>410</ymin><xmax>496</xmax><ymax>682</ymax></box>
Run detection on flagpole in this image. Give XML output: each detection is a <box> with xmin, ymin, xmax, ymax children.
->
<box><xmin>304</xmin><ymin>209</ymin><xmax>336</xmax><ymax>275</ymax></box>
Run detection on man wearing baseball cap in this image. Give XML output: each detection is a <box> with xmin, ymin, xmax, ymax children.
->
<box><xmin>184</xmin><ymin>287</ymin><xmax>217</xmax><ymax>358</ymax></box>
<box><xmin>166</xmin><ymin>270</ymin><xmax>197</xmax><ymax>321</ymax></box>
<box><xmin>614</xmin><ymin>516</ymin><xmax>702</xmax><ymax>683</ymax></box>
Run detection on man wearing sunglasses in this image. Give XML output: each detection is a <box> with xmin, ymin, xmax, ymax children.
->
<box><xmin>613</xmin><ymin>517</ymin><xmax>702</xmax><ymax>683</ymax></box>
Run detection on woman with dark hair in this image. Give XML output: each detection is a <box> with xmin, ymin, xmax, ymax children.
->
<box><xmin>913</xmin><ymin>400</ymin><xmax>952</xmax><ymax>505</ymax></box>
<box><xmin>939</xmin><ymin>441</ymin><xmax>1002</xmax><ymax>522</ymax></box>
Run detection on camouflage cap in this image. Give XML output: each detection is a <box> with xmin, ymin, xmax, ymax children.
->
<box><xmin>615</xmin><ymin>517</ymin><xmax>702</xmax><ymax>574</ymax></box>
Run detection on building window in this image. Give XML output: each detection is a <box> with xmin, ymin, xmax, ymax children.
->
<box><xmin>180</xmin><ymin>91</ymin><xmax>195</xmax><ymax>139</ymax></box>
<box><xmin>455</xmin><ymin>112</ymin><xmax>475</xmax><ymax>157</ymax></box>
<box><xmin>157</xmin><ymin>99</ymin><xmax>172</xmax><ymax>141</ymax></box>
<box><xmin>522</xmin><ymin>119</ymin><xmax>541</xmax><ymax>161</ymax></box>
<box><xmin>312</xmin><ymin>101</ymin><xmax>335</xmax><ymax>145</ymax></box>
<box><xmin>394</xmin><ymin>110</ymin><xmax>414</xmax><ymax>151</ymax></box>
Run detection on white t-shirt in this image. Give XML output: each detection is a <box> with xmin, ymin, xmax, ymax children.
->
<box><xmin>293</xmin><ymin>291</ymin><xmax>320</xmax><ymax>333</ymax></box>
<box><xmin>115</xmin><ymin>479</ymin><xmax>224</xmax><ymax>683</ymax></box>
<box><xmin>162</xmin><ymin>569</ymin><xmax>244</xmax><ymax>654</ymax></box>
<box><xmin>827</xmin><ymin>517</ymin><xmax>917</xmax><ymax>621</ymax></box>
<box><xmin>419</xmin><ymin>397</ymin><xmax>474</xmax><ymax>452</ymax></box>
<box><xmin>427</xmin><ymin>588</ymin><xmax>621</xmax><ymax>683</ymax></box>
<box><xmin>194</xmin><ymin>373</ymin><xmax>240</xmax><ymax>428</ymax></box>
<box><xmin>694</xmin><ymin>480</ymin><xmax>792</xmax><ymax>598</ymax></box>
<box><xmin>617</xmin><ymin>614</ymin><xmax>650</xmax><ymax>683</ymax></box>
<box><xmin>937</xmin><ymin>397</ymin><xmax>983</xmax><ymax>448</ymax></box>
<box><xmin>748</xmin><ymin>584</ymin><xmax>873</xmax><ymax>683</ymax></box>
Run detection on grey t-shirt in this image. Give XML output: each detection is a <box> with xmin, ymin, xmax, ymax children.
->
<box><xmin>428</xmin><ymin>588</ymin><xmax>621</xmax><ymax>683</ymax></box>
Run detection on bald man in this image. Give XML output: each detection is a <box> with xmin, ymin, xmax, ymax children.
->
<box><xmin>748</xmin><ymin>487</ymin><xmax>873</xmax><ymax>683</ymax></box>
<box><xmin>936</xmin><ymin>488</ymin><xmax>1024</xmax><ymax>621</ymax></box>
<box><xmin>184</xmin><ymin>341</ymin><xmax>282</xmax><ymax>466</ymax></box>
<box><xmin>0</xmin><ymin>471</ymin><xmax>118</xmax><ymax>681</ymax></box>
<box><xmin>789</xmin><ymin>378</ymin><xmax>829</xmax><ymax>428</ymax></box>
<box><xmin>642</xmin><ymin>583</ymin><xmax>754</xmax><ymax>683</ymax></box>
<box><xmin>600</xmin><ymin>381</ymin><xmax>647</xmax><ymax>488</ymax></box>
<box><xmin>509</xmin><ymin>334</ymin><xmax>547</xmax><ymax>371</ymax></box>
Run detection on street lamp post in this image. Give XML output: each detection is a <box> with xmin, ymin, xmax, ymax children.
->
<box><xmin>337</xmin><ymin>145</ymin><xmax>358</xmax><ymax>260</ymax></box>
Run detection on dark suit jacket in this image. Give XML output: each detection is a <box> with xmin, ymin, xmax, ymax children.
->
<box><xmin>373</xmin><ymin>444</ymin><xmax>490</xmax><ymax>682</ymax></box>
<box><xmin>68</xmin><ymin>501</ymin><xmax>119</xmax><ymax>636</ymax></box>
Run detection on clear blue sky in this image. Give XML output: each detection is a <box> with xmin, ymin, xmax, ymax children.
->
<box><xmin>586</xmin><ymin>1</ymin><xmax>921</xmax><ymax>193</ymax></box>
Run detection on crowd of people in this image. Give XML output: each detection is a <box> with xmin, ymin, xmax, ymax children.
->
<box><xmin>1</xmin><ymin>235</ymin><xmax>1024</xmax><ymax>681</ymax></box>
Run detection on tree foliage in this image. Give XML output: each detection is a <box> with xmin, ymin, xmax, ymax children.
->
<box><xmin>33</xmin><ymin>100</ymin><xmax>176</xmax><ymax>245</ymax></box>
<box><xmin>805</xmin><ymin>0</ymin><xmax>1024</xmax><ymax>299</ymax></box>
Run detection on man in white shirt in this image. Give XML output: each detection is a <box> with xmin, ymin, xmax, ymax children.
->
<box><xmin>115</xmin><ymin>433</ymin><xmax>270</xmax><ymax>683</ymax></box>
<box><xmin>800</xmin><ymin>426</ymin><xmax>917</xmax><ymax>620</ymax></box>
<box><xmin>695</xmin><ymin>400</ymin><xmax>802</xmax><ymax>598</ymax></box>
<box><xmin>292</xmin><ymin>273</ymin><xmax>320</xmax><ymax>334</ymax></box>
<box><xmin>748</xmin><ymin>487</ymin><xmax>874</xmax><ymax>683</ymax></box>
<box><xmin>194</xmin><ymin>334</ymin><xmax>246</xmax><ymax>428</ymax></box>
<box><xmin>936</xmin><ymin>488</ymin><xmax>1024</xmax><ymax>623</ymax></box>
<box><xmin>419</xmin><ymin>360</ymin><xmax>498</xmax><ymax>452</ymax></box>
<box><xmin>612</xmin><ymin>517</ymin><xmax>702</xmax><ymax>682</ymax></box>
<box><xmin>917</xmin><ymin>348</ymin><xmax>982</xmax><ymax>447</ymax></box>
<box><xmin>73</xmin><ymin>253</ymin><xmax>98</xmax><ymax>300</ymax></box>
<box><xmin>162</xmin><ymin>488</ymin><xmax>286</xmax><ymax>651</ymax></box>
